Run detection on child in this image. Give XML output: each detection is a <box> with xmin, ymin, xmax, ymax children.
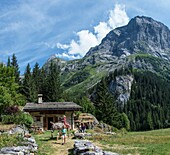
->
<box><xmin>61</xmin><ymin>125</ymin><xmax>67</xmax><ymax>145</ymax></box>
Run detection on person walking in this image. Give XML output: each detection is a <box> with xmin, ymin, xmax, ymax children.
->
<box><xmin>61</xmin><ymin>125</ymin><xmax>67</xmax><ymax>145</ymax></box>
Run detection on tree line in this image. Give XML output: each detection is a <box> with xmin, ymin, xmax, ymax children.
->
<box><xmin>22</xmin><ymin>61</ymin><xmax>63</xmax><ymax>103</ymax></box>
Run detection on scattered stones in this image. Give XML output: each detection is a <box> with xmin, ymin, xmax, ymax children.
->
<box><xmin>0</xmin><ymin>125</ymin><xmax>38</xmax><ymax>155</ymax></box>
<box><xmin>1</xmin><ymin>125</ymin><xmax>29</xmax><ymax>136</ymax></box>
<box><xmin>104</xmin><ymin>132</ymin><xmax>116</xmax><ymax>135</ymax></box>
<box><xmin>74</xmin><ymin>133</ymin><xmax>92</xmax><ymax>139</ymax></box>
<box><xmin>73</xmin><ymin>140</ymin><xmax>119</xmax><ymax>155</ymax></box>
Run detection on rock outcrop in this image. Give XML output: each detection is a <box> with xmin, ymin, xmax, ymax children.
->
<box><xmin>73</xmin><ymin>140</ymin><xmax>119</xmax><ymax>155</ymax></box>
<box><xmin>0</xmin><ymin>125</ymin><xmax>38</xmax><ymax>155</ymax></box>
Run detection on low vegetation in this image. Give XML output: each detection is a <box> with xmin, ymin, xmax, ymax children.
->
<box><xmin>0</xmin><ymin>134</ymin><xmax>24</xmax><ymax>148</ymax></box>
<box><xmin>87</xmin><ymin>128</ymin><xmax>170</xmax><ymax>155</ymax></box>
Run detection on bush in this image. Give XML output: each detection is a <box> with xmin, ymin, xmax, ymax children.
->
<box><xmin>1</xmin><ymin>115</ymin><xmax>14</xmax><ymax>124</ymax></box>
<box><xmin>4</xmin><ymin>106</ymin><xmax>19</xmax><ymax>115</ymax></box>
<box><xmin>1</xmin><ymin>112</ymin><xmax>33</xmax><ymax>127</ymax></box>
<box><xmin>15</xmin><ymin>113</ymin><xmax>33</xmax><ymax>127</ymax></box>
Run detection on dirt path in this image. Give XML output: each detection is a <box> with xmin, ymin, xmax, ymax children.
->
<box><xmin>50</xmin><ymin>137</ymin><xmax>74</xmax><ymax>155</ymax></box>
<box><xmin>35</xmin><ymin>133</ymin><xmax>75</xmax><ymax>155</ymax></box>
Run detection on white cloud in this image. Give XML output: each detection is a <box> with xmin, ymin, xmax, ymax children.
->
<box><xmin>68</xmin><ymin>30</ymin><xmax>98</xmax><ymax>56</ymax></box>
<box><xmin>94</xmin><ymin>22</ymin><xmax>111</xmax><ymax>42</ymax></box>
<box><xmin>56</xmin><ymin>43</ymin><xmax>69</xmax><ymax>50</ymax></box>
<box><xmin>55</xmin><ymin>53</ymin><xmax>81</xmax><ymax>60</ymax></box>
<box><xmin>57</xmin><ymin>4</ymin><xmax>129</xmax><ymax>57</ymax></box>
<box><xmin>108</xmin><ymin>4</ymin><xmax>129</xmax><ymax>29</ymax></box>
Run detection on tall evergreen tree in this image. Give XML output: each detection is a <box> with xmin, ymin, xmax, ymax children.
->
<box><xmin>11</xmin><ymin>54</ymin><xmax>20</xmax><ymax>84</ymax></box>
<box><xmin>93</xmin><ymin>78</ymin><xmax>120</xmax><ymax>127</ymax></box>
<box><xmin>39</xmin><ymin>67</ymin><xmax>47</xmax><ymax>94</ymax></box>
<box><xmin>22</xmin><ymin>64</ymin><xmax>37</xmax><ymax>102</ymax></box>
<box><xmin>44</xmin><ymin>61</ymin><xmax>62</xmax><ymax>102</ymax></box>
<box><xmin>7</xmin><ymin>56</ymin><xmax>11</xmax><ymax>67</ymax></box>
<box><xmin>32</xmin><ymin>62</ymin><xmax>41</xmax><ymax>94</ymax></box>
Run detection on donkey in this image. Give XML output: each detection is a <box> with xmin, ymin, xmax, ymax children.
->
<box><xmin>50</xmin><ymin>115</ymin><xmax>71</xmax><ymax>139</ymax></box>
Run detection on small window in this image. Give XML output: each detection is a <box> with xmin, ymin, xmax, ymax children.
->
<box><xmin>36</xmin><ymin>116</ymin><xmax>41</xmax><ymax>121</ymax></box>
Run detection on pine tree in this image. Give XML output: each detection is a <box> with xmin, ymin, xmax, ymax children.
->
<box><xmin>39</xmin><ymin>67</ymin><xmax>47</xmax><ymax>94</ymax></box>
<box><xmin>11</xmin><ymin>54</ymin><xmax>20</xmax><ymax>84</ymax></box>
<box><xmin>44</xmin><ymin>61</ymin><xmax>62</xmax><ymax>102</ymax></box>
<box><xmin>32</xmin><ymin>62</ymin><xmax>41</xmax><ymax>93</ymax></box>
<box><xmin>7</xmin><ymin>56</ymin><xmax>11</xmax><ymax>67</ymax></box>
<box><xmin>79</xmin><ymin>96</ymin><xmax>95</xmax><ymax>115</ymax></box>
<box><xmin>22</xmin><ymin>64</ymin><xmax>37</xmax><ymax>102</ymax></box>
<box><xmin>147</xmin><ymin>112</ymin><xmax>153</xmax><ymax>130</ymax></box>
<box><xmin>93</xmin><ymin>78</ymin><xmax>120</xmax><ymax>127</ymax></box>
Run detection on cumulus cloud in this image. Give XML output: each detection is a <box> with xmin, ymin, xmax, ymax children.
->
<box><xmin>108</xmin><ymin>4</ymin><xmax>129</xmax><ymax>29</ymax></box>
<box><xmin>68</xmin><ymin>30</ymin><xmax>98</xmax><ymax>56</ymax></box>
<box><xmin>94</xmin><ymin>22</ymin><xmax>111</xmax><ymax>43</ymax></box>
<box><xmin>57</xmin><ymin>4</ymin><xmax>129</xmax><ymax>57</ymax></box>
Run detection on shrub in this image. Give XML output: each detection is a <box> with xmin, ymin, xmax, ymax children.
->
<box><xmin>15</xmin><ymin>112</ymin><xmax>33</xmax><ymax>127</ymax></box>
<box><xmin>1</xmin><ymin>115</ymin><xmax>14</xmax><ymax>124</ymax></box>
<box><xmin>1</xmin><ymin>112</ymin><xmax>33</xmax><ymax>127</ymax></box>
<box><xmin>4</xmin><ymin>106</ymin><xmax>19</xmax><ymax>115</ymax></box>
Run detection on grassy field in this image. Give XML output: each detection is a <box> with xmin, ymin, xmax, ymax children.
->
<box><xmin>88</xmin><ymin>128</ymin><xmax>170</xmax><ymax>155</ymax></box>
<box><xmin>1</xmin><ymin>126</ymin><xmax>170</xmax><ymax>155</ymax></box>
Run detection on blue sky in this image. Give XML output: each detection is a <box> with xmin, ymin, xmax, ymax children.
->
<box><xmin>0</xmin><ymin>0</ymin><xmax>170</xmax><ymax>73</ymax></box>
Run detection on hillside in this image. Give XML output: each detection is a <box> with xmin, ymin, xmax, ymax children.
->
<box><xmin>43</xmin><ymin>16</ymin><xmax>170</xmax><ymax>131</ymax></box>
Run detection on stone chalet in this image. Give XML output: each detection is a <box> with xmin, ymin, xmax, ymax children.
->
<box><xmin>23</xmin><ymin>95</ymin><xmax>82</xmax><ymax>130</ymax></box>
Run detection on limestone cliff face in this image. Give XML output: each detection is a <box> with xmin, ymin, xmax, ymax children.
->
<box><xmin>109</xmin><ymin>75</ymin><xmax>134</xmax><ymax>105</ymax></box>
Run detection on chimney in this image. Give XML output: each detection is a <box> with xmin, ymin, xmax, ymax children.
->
<box><xmin>38</xmin><ymin>94</ymin><xmax>43</xmax><ymax>104</ymax></box>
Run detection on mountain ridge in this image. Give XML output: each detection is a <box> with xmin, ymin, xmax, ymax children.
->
<box><xmin>85</xmin><ymin>16</ymin><xmax>170</xmax><ymax>61</ymax></box>
<box><xmin>44</xmin><ymin>16</ymin><xmax>170</xmax><ymax>99</ymax></box>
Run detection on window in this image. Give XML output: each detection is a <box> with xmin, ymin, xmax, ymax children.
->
<box><xmin>36</xmin><ymin>116</ymin><xmax>41</xmax><ymax>121</ymax></box>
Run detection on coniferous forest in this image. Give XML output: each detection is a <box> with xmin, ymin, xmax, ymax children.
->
<box><xmin>92</xmin><ymin>68</ymin><xmax>170</xmax><ymax>131</ymax></box>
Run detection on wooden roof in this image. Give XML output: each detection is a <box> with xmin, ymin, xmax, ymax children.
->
<box><xmin>23</xmin><ymin>102</ymin><xmax>82</xmax><ymax>112</ymax></box>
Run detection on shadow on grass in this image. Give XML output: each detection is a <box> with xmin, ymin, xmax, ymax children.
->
<box><xmin>52</xmin><ymin>141</ymin><xmax>62</xmax><ymax>145</ymax></box>
<box><xmin>68</xmin><ymin>148</ymin><xmax>74</xmax><ymax>155</ymax></box>
<box><xmin>37</xmin><ymin>136</ymin><xmax>58</xmax><ymax>141</ymax></box>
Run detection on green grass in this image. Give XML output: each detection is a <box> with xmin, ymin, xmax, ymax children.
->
<box><xmin>33</xmin><ymin>131</ymin><xmax>57</xmax><ymax>155</ymax></box>
<box><xmin>0</xmin><ymin>134</ymin><xmax>24</xmax><ymax>148</ymax></box>
<box><xmin>87</xmin><ymin>128</ymin><xmax>170</xmax><ymax>155</ymax></box>
<box><xmin>33</xmin><ymin>130</ymin><xmax>74</xmax><ymax>155</ymax></box>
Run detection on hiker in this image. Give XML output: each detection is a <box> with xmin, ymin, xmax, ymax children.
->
<box><xmin>81</xmin><ymin>123</ymin><xmax>86</xmax><ymax>133</ymax></box>
<box><xmin>61</xmin><ymin>125</ymin><xmax>67</xmax><ymax>145</ymax></box>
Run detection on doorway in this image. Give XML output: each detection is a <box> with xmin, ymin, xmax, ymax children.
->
<box><xmin>48</xmin><ymin>117</ymin><xmax>53</xmax><ymax>130</ymax></box>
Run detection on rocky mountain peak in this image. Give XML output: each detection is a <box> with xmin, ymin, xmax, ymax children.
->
<box><xmin>85</xmin><ymin>16</ymin><xmax>170</xmax><ymax>61</ymax></box>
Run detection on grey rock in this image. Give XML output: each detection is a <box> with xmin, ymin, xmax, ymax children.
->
<box><xmin>73</xmin><ymin>140</ymin><xmax>118</xmax><ymax>155</ymax></box>
<box><xmin>80</xmin><ymin>151</ymin><xmax>103</xmax><ymax>155</ymax></box>
<box><xmin>7</xmin><ymin>125</ymin><xmax>29</xmax><ymax>135</ymax></box>
<box><xmin>103</xmin><ymin>151</ymin><xmax>119</xmax><ymax>155</ymax></box>
<box><xmin>109</xmin><ymin>75</ymin><xmax>133</xmax><ymax>105</ymax></box>
<box><xmin>74</xmin><ymin>133</ymin><xmax>92</xmax><ymax>139</ymax></box>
